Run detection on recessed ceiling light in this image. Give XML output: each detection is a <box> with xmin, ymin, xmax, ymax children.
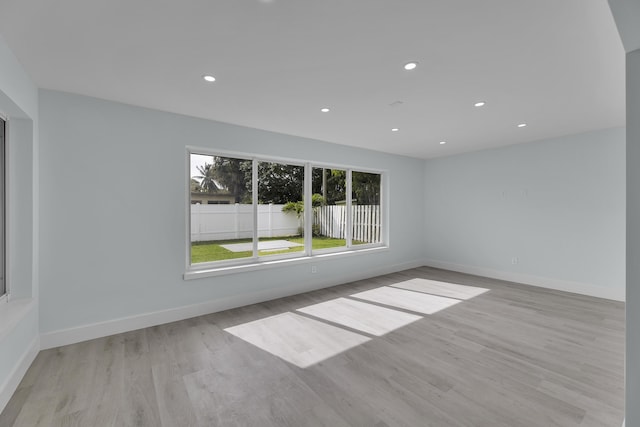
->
<box><xmin>320</xmin><ymin>108</ymin><xmax>330</xmax><ymax>113</ymax></box>
<box><xmin>517</xmin><ymin>123</ymin><xmax>527</xmax><ymax>128</ymax></box>
<box><xmin>391</xmin><ymin>128</ymin><xmax>399</xmax><ymax>132</ymax></box>
<box><xmin>439</xmin><ymin>141</ymin><xmax>447</xmax><ymax>145</ymax></box>
<box><xmin>202</xmin><ymin>75</ymin><xmax>216</xmax><ymax>82</ymax></box>
<box><xmin>403</xmin><ymin>62</ymin><xmax>418</xmax><ymax>71</ymax></box>
<box><xmin>474</xmin><ymin>101</ymin><xmax>486</xmax><ymax>107</ymax></box>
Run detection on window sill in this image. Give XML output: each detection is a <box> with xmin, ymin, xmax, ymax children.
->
<box><xmin>184</xmin><ymin>245</ymin><xmax>389</xmax><ymax>281</ymax></box>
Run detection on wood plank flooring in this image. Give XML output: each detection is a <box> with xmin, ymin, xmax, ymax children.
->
<box><xmin>0</xmin><ymin>267</ymin><xmax>625</xmax><ymax>426</ymax></box>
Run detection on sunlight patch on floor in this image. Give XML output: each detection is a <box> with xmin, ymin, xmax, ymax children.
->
<box><xmin>391</xmin><ymin>278</ymin><xmax>489</xmax><ymax>300</ymax></box>
<box><xmin>224</xmin><ymin>280</ymin><xmax>486</xmax><ymax>368</ymax></box>
<box><xmin>224</xmin><ymin>312</ymin><xmax>370</xmax><ymax>368</ymax></box>
<box><xmin>297</xmin><ymin>297</ymin><xmax>422</xmax><ymax>336</ymax></box>
<box><xmin>351</xmin><ymin>286</ymin><xmax>461</xmax><ymax>315</ymax></box>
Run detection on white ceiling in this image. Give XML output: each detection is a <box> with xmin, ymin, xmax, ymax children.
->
<box><xmin>0</xmin><ymin>0</ymin><xmax>625</xmax><ymax>159</ymax></box>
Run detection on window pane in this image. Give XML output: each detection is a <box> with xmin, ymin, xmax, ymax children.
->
<box><xmin>351</xmin><ymin>171</ymin><xmax>381</xmax><ymax>245</ymax></box>
<box><xmin>190</xmin><ymin>154</ymin><xmax>253</xmax><ymax>264</ymax></box>
<box><xmin>258</xmin><ymin>161</ymin><xmax>305</xmax><ymax>258</ymax></box>
<box><xmin>311</xmin><ymin>167</ymin><xmax>347</xmax><ymax>251</ymax></box>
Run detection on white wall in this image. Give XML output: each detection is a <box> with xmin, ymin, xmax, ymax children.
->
<box><xmin>424</xmin><ymin>127</ymin><xmax>625</xmax><ymax>301</ymax></box>
<box><xmin>0</xmin><ymin>34</ymin><xmax>39</xmax><ymax>412</ymax></box>
<box><xmin>38</xmin><ymin>89</ymin><xmax>425</xmax><ymax>343</ymax></box>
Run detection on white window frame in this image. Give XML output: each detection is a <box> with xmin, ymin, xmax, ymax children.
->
<box><xmin>184</xmin><ymin>147</ymin><xmax>387</xmax><ymax>279</ymax></box>
<box><xmin>0</xmin><ymin>112</ymin><xmax>8</xmax><ymax>301</ymax></box>
<box><xmin>306</xmin><ymin>164</ymin><xmax>385</xmax><ymax>255</ymax></box>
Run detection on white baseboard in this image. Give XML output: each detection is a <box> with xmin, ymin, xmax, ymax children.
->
<box><xmin>423</xmin><ymin>259</ymin><xmax>625</xmax><ymax>302</ymax></box>
<box><xmin>0</xmin><ymin>336</ymin><xmax>39</xmax><ymax>415</ymax></box>
<box><xmin>40</xmin><ymin>259</ymin><xmax>424</xmax><ymax>350</ymax></box>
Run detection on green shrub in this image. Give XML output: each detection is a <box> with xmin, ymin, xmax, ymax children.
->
<box><xmin>282</xmin><ymin>201</ymin><xmax>303</xmax><ymax>216</ymax></box>
<box><xmin>311</xmin><ymin>193</ymin><xmax>325</xmax><ymax>207</ymax></box>
<box><xmin>282</xmin><ymin>194</ymin><xmax>325</xmax><ymax>217</ymax></box>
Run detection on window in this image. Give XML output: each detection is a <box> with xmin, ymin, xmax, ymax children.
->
<box><xmin>190</xmin><ymin>154</ymin><xmax>253</xmax><ymax>264</ymax></box>
<box><xmin>351</xmin><ymin>171</ymin><xmax>381</xmax><ymax>245</ymax></box>
<box><xmin>188</xmin><ymin>150</ymin><xmax>385</xmax><ymax>271</ymax></box>
<box><xmin>311</xmin><ymin>167</ymin><xmax>347</xmax><ymax>250</ymax></box>
<box><xmin>1</xmin><ymin>117</ymin><xmax>5</xmax><ymax>296</ymax></box>
<box><xmin>258</xmin><ymin>160</ymin><xmax>305</xmax><ymax>258</ymax></box>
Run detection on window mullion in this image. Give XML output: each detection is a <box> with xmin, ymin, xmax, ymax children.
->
<box><xmin>304</xmin><ymin>163</ymin><xmax>312</xmax><ymax>255</ymax></box>
<box><xmin>346</xmin><ymin>169</ymin><xmax>352</xmax><ymax>247</ymax></box>
<box><xmin>381</xmin><ymin>172</ymin><xmax>386</xmax><ymax>246</ymax></box>
<box><xmin>252</xmin><ymin>159</ymin><xmax>258</xmax><ymax>259</ymax></box>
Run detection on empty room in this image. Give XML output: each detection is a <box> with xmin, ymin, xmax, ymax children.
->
<box><xmin>0</xmin><ymin>0</ymin><xmax>638</xmax><ymax>426</ymax></box>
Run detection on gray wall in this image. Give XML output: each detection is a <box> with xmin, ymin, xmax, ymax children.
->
<box><xmin>0</xmin><ymin>36</ymin><xmax>38</xmax><ymax>300</ymax></box>
<box><xmin>38</xmin><ymin>89</ymin><xmax>426</xmax><ymax>335</ymax></box>
<box><xmin>0</xmin><ymin>34</ymin><xmax>39</xmax><ymax>408</ymax></box>
<box><xmin>424</xmin><ymin>127</ymin><xmax>626</xmax><ymax>300</ymax></box>
<box><xmin>604</xmin><ymin>2</ymin><xmax>640</xmax><ymax>423</ymax></box>
<box><xmin>625</xmin><ymin>47</ymin><xmax>639</xmax><ymax>427</ymax></box>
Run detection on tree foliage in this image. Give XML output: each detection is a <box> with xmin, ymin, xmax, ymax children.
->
<box><xmin>194</xmin><ymin>158</ymin><xmax>304</xmax><ymax>204</ymax></box>
<box><xmin>195</xmin><ymin>157</ymin><xmax>252</xmax><ymax>203</ymax></box>
<box><xmin>257</xmin><ymin>162</ymin><xmax>304</xmax><ymax>204</ymax></box>
<box><xmin>195</xmin><ymin>164</ymin><xmax>220</xmax><ymax>193</ymax></box>
<box><xmin>312</xmin><ymin>168</ymin><xmax>346</xmax><ymax>205</ymax></box>
<box><xmin>193</xmin><ymin>158</ymin><xmax>380</xmax><ymax>206</ymax></box>
<box><xmin>352</xmin><ymin>171</ymin><xmax>380</xmax><ymax>205</ymax></box>
<box><xmin>218</xmin><ymin>157</ymin><xmax>253</xmax><ymax>203</ymax></box>
<box><xmin>190</xmin><ymin>178</ymin><xmax>202</xmax><ymax>193</ymax></box>
<box><xmin>282</xmin><ymin>194</ymin><xmax>326</xmax><ymax>216</ymax></box>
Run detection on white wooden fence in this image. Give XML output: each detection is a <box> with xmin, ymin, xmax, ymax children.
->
<box><xmin>191</xmin><ymin>203</ymin><xmax>381</xmax><ymax>243</ymax></box>
<box><xmin>191</xmin><ymin>204</ymin><xmax>300</xmax><ymax>242</ymax></box>
<box><xmin>313</xmin><ymin>205</ymin><xmax>381</xmax><ymax>243</ymax></box>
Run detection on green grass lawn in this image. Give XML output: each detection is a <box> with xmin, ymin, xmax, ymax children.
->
<box><xmin>191</xmin><ymin>235</ymin><xmax>347</xmax><ymax>264</ymax></box>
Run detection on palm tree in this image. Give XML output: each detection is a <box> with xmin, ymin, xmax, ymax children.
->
<box><xmin>195</xmin><ymin>164</ymin><xmax>219</xmax><ymax>193</ymax></box>
<box><xmin>190</xmin><ymin>178</ymin><xmax>202</xmax><ymax>192</ymax></box>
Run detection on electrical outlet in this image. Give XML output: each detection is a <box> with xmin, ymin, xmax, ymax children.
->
<box><xmin>511</xmin><ymin>257</ymin><xmax>518</xmax><ymax>265</ymax></box>
<box><xmin>311</xmin><ymin>265</ymin><xmax>317</xmax><ymax>274</ymax></box>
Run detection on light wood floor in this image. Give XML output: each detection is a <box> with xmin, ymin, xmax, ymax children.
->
<box><xmin>0</xmin><ymin>267</ymin><xmax>625</xmax><ymax>426</ymax></box>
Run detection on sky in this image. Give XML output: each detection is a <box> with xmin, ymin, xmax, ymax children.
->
<box><xmin>190</xmin><ymin>153</ymin><xmax>213</xmax><ymax>181</ymax></box>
